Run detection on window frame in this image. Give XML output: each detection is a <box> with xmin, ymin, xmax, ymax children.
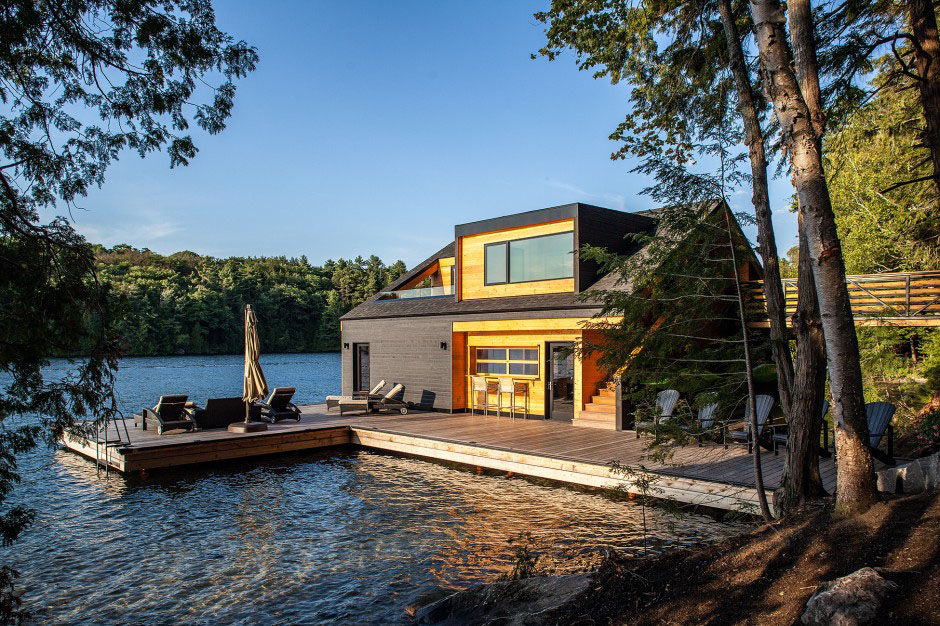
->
<box><xmin>474</xmin><ymin>346</ymin><xmax>540</xmax><ymax>379</ymax></box>
<box><xmin>483</xmin><ymin>231</ymin><xmax>575</xmax><ymax>286</ymax></box>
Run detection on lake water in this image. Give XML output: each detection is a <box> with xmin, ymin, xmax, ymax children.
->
<box><xmin>3</xmin><ymin>354</ymin><xmax>744</xmax><ymax>624</ymax></box>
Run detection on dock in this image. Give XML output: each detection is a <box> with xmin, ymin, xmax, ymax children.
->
<box><xmin>63</xmin><ymin>406</ymin><xmax>838</xmax><ymax>514</ymax></box>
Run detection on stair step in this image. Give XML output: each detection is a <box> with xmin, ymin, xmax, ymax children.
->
<box><xmin>584</xmin><ymin>403</ymin><xmax>615</xmax><ymax>414</ymax></box>
<box><xmin>598</xmin><ymin>388</ymin><xmax>616</xmax><ymax>397</ymax></box>
<box><xmin>573</xmin><ymin>413</ymin><xmax>617</xmax><ymax>429</ymax></box>
<box><xmin>592</xmin><ymin>395</ymin><xmax>615</xmax><ymax>405</ymax></box>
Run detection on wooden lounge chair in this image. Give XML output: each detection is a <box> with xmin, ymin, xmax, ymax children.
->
<box><xmin>726</xmin><ymin>395</ymin><xmax>774</xmax><ymax>453</ymax></box>
<box><xmin>258</xmin><ymin>387</ymin><xmax>302</xmax><ymax>423</ymax></box>
<box><xmin>635</xmin><ymin>389</ymin><xmax>680</xmax><ymax>438</ymax></box>
<box><xmin>326</xmin><ymin>380</ymin><xmax>386</xmax><ymax>411</ymax></box>
<box><xmin>188</xmin><ymin>397</ymin><xmax>258</xmax><ymax>430</ymax></box>
<box><xmin>134</xmin><ymin>394</ymin><xmax>194</xmax><ymax>435</ymax></box>
<box><xmin>865</xmin><ymin>402</ymin><xmax>897</xmax><ymax>465</ymax></box>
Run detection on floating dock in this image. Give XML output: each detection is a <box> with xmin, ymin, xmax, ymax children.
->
<box><xmin>63</xmin><ymin>406</ymin><xmax>838</xmax><ymax>514</ymax></box>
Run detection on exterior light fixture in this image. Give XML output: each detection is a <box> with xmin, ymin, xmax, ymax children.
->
<box><xmin>440</xmin><ymin>341</ymin><xmax>447</xmax><ymax>350</ymax></box>
<box><xmin>343</xmin><ymin>342</ymin><xmax>350</xmax><ymax>349</ymax></box>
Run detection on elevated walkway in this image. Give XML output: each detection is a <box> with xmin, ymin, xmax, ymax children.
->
<box><xmin>745</xmin><ymin>270</ymin><xmax>940</xmax><ymax>327</ymax></box>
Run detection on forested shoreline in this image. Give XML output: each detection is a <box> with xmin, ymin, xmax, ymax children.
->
<box><xmin>95</xmin><ymin>244</ymin><xmax>407</xmax><ymax>356</ymax></box>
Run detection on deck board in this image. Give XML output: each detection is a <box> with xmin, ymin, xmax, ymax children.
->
<box><xmin>62</xmin><ymin>405</ymin><xmax>847</xmax><ymax>513</ymax></box>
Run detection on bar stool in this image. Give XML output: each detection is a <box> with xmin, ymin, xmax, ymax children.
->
<box><xmin>471</xmin><ymin>376</ymin><xmax>499</xmax><ymax>415</ymax></box>
<box><xmin>497</xmin><ymin>378</ymin><xmax>529</xmax><ymax>419</ymax></box>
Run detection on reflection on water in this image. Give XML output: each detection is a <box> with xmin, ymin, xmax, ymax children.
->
<box><xmin>4</xmin><ymin>354</ymin><xmax>745</xmax><ymax>623</ymax></box>
<box><xmin>4</xmin><ymin>447</ymin><xmax>743</xmax><ymax>625</ymax></box>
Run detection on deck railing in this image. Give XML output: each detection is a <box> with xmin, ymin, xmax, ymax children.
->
<box><xmin>744</xmin><ymin>270</ymin><xmax>940</xmax><ymax>326</ymax></box>
<box><xmin>378</xmin><ymin>285</ymin><xmax>455</xmax><ymax>300</ymax></box>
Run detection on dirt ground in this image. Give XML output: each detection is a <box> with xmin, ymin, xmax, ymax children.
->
<box><xmin>546</xmin><ymin>490</ymin><xmax>940</xmax><ymax>625</ymax></box>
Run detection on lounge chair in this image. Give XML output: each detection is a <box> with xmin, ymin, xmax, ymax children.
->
<box><xmin>326</xmin><ymin>380</ymin><xmax>387</xmax><ymax>411</ymax></box>
<box><xmin>635</xmin><ymin>389</ymin><xmax>680</xmax><ymax>438</ymax></box>
<box><xmin>828</xmin><ymin>401</ymin><xmax>897</xmax><ymax>466</ymax></box>
<box><xmin>770</xmin><ymin>401</ymin><xmax>831</xmax><ymax>456</ymax></box>
<box><xmin>338</xmin><ymin>383</ymin><xmax>408</xmax><ymax>416</ymax></box>
<box><xmin>689</xmin><ymin>401</ymin><xmax>719</xmax><ymax>445</ymax></box>
<box><xmin>370</xmin><ymin>383</ymin><xmax>408</xmax><ymax>414</ymax></box>
<box><xmin>258</xmin><ymin>387</ymin><xmax>302</xmax><ymax>423</ymax></box>
<box><xmin>865</xmin><ymin>402</ymin><xmax>897</xmax><ymax>465</ymax></box>
<box><xmin>188</xmin><ymin>397</ymin><xmax>257</xmax><ymax>430</ymax></box>
<box><xmin>134</xmin><ymin>394</ymin><xmax>194</xmax><ymax>435</ymax></box>
<box><xmin>726</xmin><ymin>394</ymin><xmax>774</xmax><ymax>453</ymax></box>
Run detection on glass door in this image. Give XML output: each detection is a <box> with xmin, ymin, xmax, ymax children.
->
<box><xmin>546</xmin><ymin>342</ymin><xmax>575</xmax><ymax>421</ymax></box>
<box><xmin>353</xmin><ymin>343</ymin><xmax>370</xmax><ymax>393</ymax></box>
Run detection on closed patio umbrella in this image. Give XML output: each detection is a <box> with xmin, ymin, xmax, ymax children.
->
<box><xmin>228</xmin><ymin>304</ymin><xmax>269</xmax><ymax>433</ymax></box>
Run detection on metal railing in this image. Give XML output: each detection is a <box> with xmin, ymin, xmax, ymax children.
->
<box><xmin>378</xmin><ymin>284</ymin><xmax>455</xmax><ymax>300</ymax></box>
<box><xmin>744</xmin><ymin>270</ymin><xmax>940</xmax><ymax>324</ymax></box>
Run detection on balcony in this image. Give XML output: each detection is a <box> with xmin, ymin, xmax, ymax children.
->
<box><xmin>378</xmin><ymin>285</ymin><xmax>455</xmax><ymax>300</ymax></box>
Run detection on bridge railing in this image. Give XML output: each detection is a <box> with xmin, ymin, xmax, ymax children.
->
<box><xmin>744</xmin><ymin>270</ymin><xmax>940</xmax><ymax>325</ymax></box>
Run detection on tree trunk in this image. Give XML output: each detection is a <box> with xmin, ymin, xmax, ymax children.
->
<box><xmin>717</xmin><ymin>0</ymin><xmax>795</xmax><ymax>423</ymax></box>
<box><xmin>748</xmin><ymin>0</ymin><xmax>879</xmax><ymax>516</ymax></box>
<box><xmin>909</xmin><ymin>0</ymin><xmax>940</xmax><ymax>195</ymax></box>
<box><xmin>775</xmin><ymin>223</ymin><xmax>829</xmax><ymax>514</ymax></box>
<box><xmin>787</xmin><ymin>0</ymin><xmax>825</xmax><ymax>139</ymax></box>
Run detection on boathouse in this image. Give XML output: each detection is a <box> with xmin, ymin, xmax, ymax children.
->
<box><xmin>339</xmin><ymin>201</ymin><xmax>759</xmax><ymax>428</ymax></box>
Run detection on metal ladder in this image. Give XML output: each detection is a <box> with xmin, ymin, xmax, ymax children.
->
<box><xmin>94</xmin><ymin>412</ymin><xmax>131</xmax><ymax>476</ymax></box>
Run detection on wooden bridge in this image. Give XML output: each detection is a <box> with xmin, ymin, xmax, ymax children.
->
<box><xmin>745</xmin><ymin>270</ymin><xmax>940</xmax><ymax>327</ymax></box>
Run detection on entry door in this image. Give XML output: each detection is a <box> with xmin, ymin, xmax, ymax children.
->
<box><xmin>546</xmin><ymin>342</ymin><xmax>575</xmax><ymax>421</ymax></box>
<box><xmin>353</xmin><ymin>343</ymin><xmax>370</xmax><ymax>393</ymax></box>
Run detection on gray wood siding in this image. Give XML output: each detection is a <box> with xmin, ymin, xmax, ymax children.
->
<box><xmin>342</xmin><ymin>318</ymin><xmax>454</xmax><ymax>411</ymax></box>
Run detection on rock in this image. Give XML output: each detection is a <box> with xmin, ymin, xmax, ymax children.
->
<box><xmin>413</xmin><ymin>573</ymin><xmax>591</xmax><ymax>625</ymax></box>
<box><xmin>876</xmin><ymin>450</ymin><xmax>940</xmax><ymax>495</ymax></box>
<box><xmin>801</xmin><ymin>567</ymin><xmax>898</xmax><ymax>626</ymax></box>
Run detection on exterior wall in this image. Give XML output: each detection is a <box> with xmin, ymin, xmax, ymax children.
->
<box><xmin>458</xmin><ymin>219</ymin><xmax>575</xmax><ymax>300</ymax></box>
<box><xmin>341</xmin><ymin>317</ymin><xmax>454</xmax><ymax>411</ymax></box>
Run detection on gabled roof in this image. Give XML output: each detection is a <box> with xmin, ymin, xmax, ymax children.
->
<box><xmin>340</xmin><ymin>200</ymin><xmax>758</xmax><ymax>322</ymax></box>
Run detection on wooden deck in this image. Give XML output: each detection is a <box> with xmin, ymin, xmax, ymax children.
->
<box><xmin>63</xmin><ymin>405</ymin><xmax>838</xmax><ymax>515</ymax></box>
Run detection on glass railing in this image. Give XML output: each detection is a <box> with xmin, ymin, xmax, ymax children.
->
<box><xmin>378</xmin><ymin>285</ymin><xmax>455</xmax><ymax>300</ymax></box>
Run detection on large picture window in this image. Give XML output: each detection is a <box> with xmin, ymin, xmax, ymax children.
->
<box><xmin>484</xmin><ymin>231</ymin><xmax>574</xmax><ymax>285</ymax></box>
<box><xmin>474</xmin><ymin>347</ymin><xmax>539</xmax><ymax>377</ymax></box>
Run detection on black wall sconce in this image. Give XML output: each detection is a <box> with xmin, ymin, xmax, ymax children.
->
<box><xmin>440</xmin><ymin>341</ymin><xmax>447</xmax><ymax>350</ymax></box>
<box><xmin>343</xmin><ymin>342</ymin><xmax>350</xmax><ymax>349</ymax></box>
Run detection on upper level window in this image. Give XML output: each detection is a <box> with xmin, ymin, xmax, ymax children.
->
<box><xmin>484</xmin><ymin>231</ymin><xmax>574</xmax><ymax>285</ymax></box>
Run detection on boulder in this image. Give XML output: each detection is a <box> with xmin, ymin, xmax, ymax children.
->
<box><xmin>876</xmin><ymin>450</ymin><xmax>940</xmax><ymax>494</ymax></box>
<box><xmin>801</xmin><ymin>567</ymin><xmax>898</xmax><ymax>626</ymax></box>
<box><xmin>413</xmin><ymin>573</ymin><xmax>591</xmax><ymax>625</ymax></box>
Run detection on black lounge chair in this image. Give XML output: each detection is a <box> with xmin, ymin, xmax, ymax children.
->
<box><xmin>726</xmin><ymin>395</ymin><xmax>775</xmax><ymax>453</ymax></box>
<box><xmin>326</xmin><ymin>380</ymin><xmax>386</xmax><ymax>411</ymax></box>
<box><xmin>134</xmin><ymin>394</ymin><xmax>194</xmax><ymax>435</ymax></box>
<box><xmin>338</xmin><ymin>383</ymin><xmax>408</xmax><ymax>415</ymax></box>
<box><xmin>258</xmin><ymin>387</ymin><xmax>302</xmax><ymax>423</ymax></box>
<box><xmin>189</xmin><ymin>397</ymin><xmax>258</xmax><ymax>430</ymax></box>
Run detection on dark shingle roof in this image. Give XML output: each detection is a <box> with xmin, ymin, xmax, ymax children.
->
<box><xmin>342</xmin><ymin>291</ymin><xmax>601</xmax><ymax>320</ymax></box>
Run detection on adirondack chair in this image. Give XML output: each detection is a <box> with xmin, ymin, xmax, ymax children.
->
<box><xmin>770</xmin><ymin>400</ymin><xmax>831</xmax><ymax>457</ymax></box>
<box><xmin>827</xmin><ymin>401</ymin><xmax>896</xmax><ymax>466</ymax></box>
<box><xmin>635</xmin><ymin>389</ymin><xmax>680</xmax><ymax>438</ymax></box>
<box><xmin>683</xmin><ymin>401</ymin><xmax>719</xmax><ymax>446</ymax></box>
<box><xmin>726</xmin><ymin>395</ymin><xmax>775</xmax><ymax>453</ymax></box>
<box><xmin>865</xmin><ymin>402</ymin><xmax>897</xmax><ymax>465</ymax></box>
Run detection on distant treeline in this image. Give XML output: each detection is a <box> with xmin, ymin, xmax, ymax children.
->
<box><xmin>95</xmin><ymin>244</ymin><xmax>407</xmax><ymax>356</ymax></box>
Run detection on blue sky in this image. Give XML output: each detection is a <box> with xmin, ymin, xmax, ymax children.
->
<box><xmin>65</xmin><ymin>0</ymin><xmax>799</xmax><ymax>268</ymax></box>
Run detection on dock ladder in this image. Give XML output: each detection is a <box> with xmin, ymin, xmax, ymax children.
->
<box><xmin>92</xmin><ymin>412</ymin><xmax>131</xmax><ymax>476</ymax></box>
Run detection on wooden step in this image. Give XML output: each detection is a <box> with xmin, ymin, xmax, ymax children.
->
<box><xmin>584</xmin><ymin>402</ymin><xmax>615</xmax><ymax>414</ymax></box>
<box><xmin>573</xmin><ymin>412</ymin><xmax>617</xmax><ymax>429</ymax></box>
<box><xmin>598</xmin><ymin>387</ymin><xmax>616</xmax><ymax>397</ymax></box>
<box><xmin>591</xmin><ymin>394</ymin><xmax>615</xmax><ymax>405</ymax></box>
